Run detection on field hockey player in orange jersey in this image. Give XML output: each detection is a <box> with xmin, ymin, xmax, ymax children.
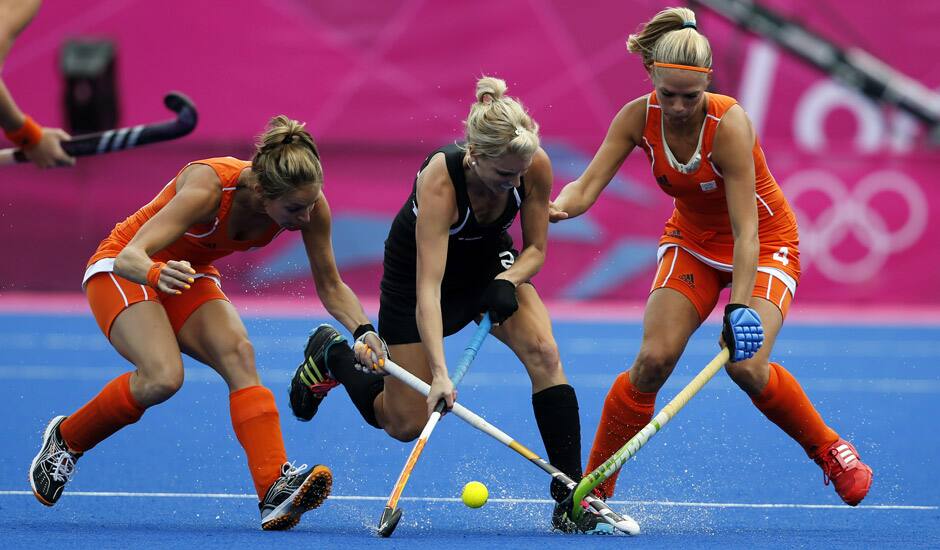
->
<box><xmin>550</xmin><ymin>7</ymin><xmax>872</xmax><ymax>506</ymax></box>
<box><xmin>28</xmin><ymin>116</ymin><xmax>387</xmax><ymax>530</ymax></box>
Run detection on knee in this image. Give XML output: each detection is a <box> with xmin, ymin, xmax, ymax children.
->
<box><xmin>385</xmin><ymin>419</ymin><xmax>424</xmax><ymax>443</ymax></box>
<box><xmin>518</xmin><ymin>336</ymin><xmax>562</xmax><ymax>378</ymax></box>
<box><xmin>217</xmin><ymin>338</ymin><xmax>260</xmax><ymax>386</ymax></box>
<box><xmin>725</xmin><ymin>358</ymin><xmax>768</xmax><ymax>394</ymax></box>
<box><xmin>632</xmin><ymin>346</ymin><xmax>681</xmax><ymax>388</ymax></box>
<box><xmin>136</xmin><ymin>360</ymin><xmax>184</xmax><ymax>403</ymax></box>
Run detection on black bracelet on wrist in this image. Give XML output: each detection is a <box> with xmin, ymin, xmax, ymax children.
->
<box><xmin>353</xmin><ymin>323</ymin><xmax>376</xmax><ymax>340</ymax></box>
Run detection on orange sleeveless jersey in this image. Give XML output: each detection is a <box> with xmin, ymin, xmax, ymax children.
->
<box><xmin>640</xmin><ymin>91</ymin><xmax>801</xmax><ymax>282</ymax></box>
<box><xmin>86</xmin><ymin>157</ymin><xmax>283</xmax><ymax>280</ymax></box>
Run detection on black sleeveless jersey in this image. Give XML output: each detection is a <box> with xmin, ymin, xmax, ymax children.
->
<box><xmin>382</xmin><ymin>143</ymin><xmax>526</xmax><ymax>292</ymax></box>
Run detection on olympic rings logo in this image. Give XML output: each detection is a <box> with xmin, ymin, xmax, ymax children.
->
<box><xmin>784</xmin><ymin>169</ymin><xmax>928</xmax><ymax>283</ymax></box>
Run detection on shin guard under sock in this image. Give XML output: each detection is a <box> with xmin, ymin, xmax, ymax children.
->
<box><xmin>532</xmin><ymin>384</ymin><xmax>583</xmax><ymax>502</ymax></box>
<box><xmin>751</xmin><ymin>362</ymin><xmax>839</xmax><ymax>458</ymax></box>
<box><xmin>586</xmin><ymin>371</ymin><xmax>657</xmax><ymax>498</ymax></box>
<box><xmin>230</xmin><ymin>386</ymin><xmax>288</xmax><ymax>500</ymax></box>
<box><xmin>59</xmin><ymin>372</ymin><xmax>145</xmax><ymax>453</ymax></box>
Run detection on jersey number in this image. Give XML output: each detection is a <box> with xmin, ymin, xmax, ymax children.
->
<box><xmin>772</xmin><ymin>247</ymin><xmax>790</xmax><ymax>266</ymax></box>
<box><xmin>499</xmin><ymin>251</ymin><xmax>515</xmax><ymax>270</ymax></box>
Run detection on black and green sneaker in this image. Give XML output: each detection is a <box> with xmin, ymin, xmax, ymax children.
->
<box><xmin>289</xmin><ymin>324</ymin><xmax>346</xmax><ymax>421</ymax></box>
<box><xmin>259</xmin><ymin>462</ymin><xmax>333</xmax><ymax>530</ymax></box>
<box><xmin>29</xmin><ymin>415</ymin><xmax>81</xmax><ymax>506</ymax></box>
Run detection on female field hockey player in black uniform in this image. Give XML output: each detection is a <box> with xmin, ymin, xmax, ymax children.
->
<box><xmin>289</xmin><ymin>76</ymin><xmax>604</xmax><ymax>532</ymax></box>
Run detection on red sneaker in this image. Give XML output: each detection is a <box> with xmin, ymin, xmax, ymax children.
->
<box><xmin>814</xmin><ymin>438</ymin><xmax>873</xmax><ymax>506</ymax></box>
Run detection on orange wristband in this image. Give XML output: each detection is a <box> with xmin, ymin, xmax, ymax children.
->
<box><xmin>4</xmin><ymin>115</ymin><xmax>43</xmax><ymax>149</ymax></box>
<box><xmin>146</xmin><ymin>262</ymin><xmax>166</xmax><ymax>290</ymax></box>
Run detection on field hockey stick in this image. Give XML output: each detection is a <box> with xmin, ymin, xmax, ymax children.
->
<box><xmin>570</xmin><ymin>347</ymin><xmax>730</xmax><ymax>520</ymax></box>
<box><xmin>0</xmin><ymin>92</ymin><xmax>197</xmax><ymax>166</ymax></box>
<box><xmin>383</xmin><ymin>356</ymin><xmax>641</xmax><ymax>536</ymax></box>
<box><xmin>377</xmin><ymin>313</ymin><xmax>493</xmax><ymax>538</ymax></box>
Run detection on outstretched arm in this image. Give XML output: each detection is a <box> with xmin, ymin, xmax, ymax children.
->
<box><xmin>301</xmin><ymin>194</ymin><xmax>386</xmax><ymax>367</ymax></box>
<box><xmin>549</xmin><ymin>97</ymin><xmax>645</xmax><ymax>221</ymax></box>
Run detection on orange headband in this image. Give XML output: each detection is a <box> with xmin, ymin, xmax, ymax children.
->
<box><xmin>653</xmin><ymin>62</ymin><xmax>712</xmax><ymax>74</ymax></box>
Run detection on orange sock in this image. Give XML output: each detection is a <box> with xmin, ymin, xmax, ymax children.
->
<box><xmin>230</xmin><ymin>386</ymin><xmax>288</xmax><ymax>500</ymax></box>
<box><xmin>751</xmin><ymin>362</ymin><xmax>839</xmax><ymax>458</ymax></box>
<box><xmin>60</xmin><ymin>372</ymin><xmax>145</xmax><ymax>453</ymax></box>
<box><xmin>586</xmin><ymin>371</ymin><xmax>657</xmax><ymax>498</ymax></box>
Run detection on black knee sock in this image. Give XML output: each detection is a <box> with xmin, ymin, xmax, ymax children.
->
<box><xmin>532</xmin><ymin>384</ymin><xmax>583</xmax><ymax>502</ymax></box>
<box><xmin>326</xmin><ymin>343</ymin><xmax>385</xmax><ymax>429</ymax></box>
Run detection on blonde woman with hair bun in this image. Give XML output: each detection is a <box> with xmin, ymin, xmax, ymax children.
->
<box><xmin>550</xmin><ymin>7</ymin><xmax>872</xmax><ymax>507</ymax></box>
<box><xmin>289</xmin><ymin>76</ymin><xmax>606</xmax><ymax>533</ymax></box>
<box><xmin>29</xmin><ymin>115</ymin><xmax>387</xmax><ymax>531</ymax></box>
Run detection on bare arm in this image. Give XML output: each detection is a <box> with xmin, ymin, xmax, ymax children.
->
<box><xmin>0</xmin><ymin>0</ymin><xmax>41</xmax><ymax>71</ymax></box>
<box><xmin>300</xmin><ymin>194</ymin><xmax>373</xmax><ymax>333</ymax></box>
<box><xmin>114</xmin><ymin>164</ymin><xmax>220</xmax><ymax>292</ymax></box>
<box><xmin>712</xmin><ymin>105</ymin><xmax>759</xmax><ymax>304</ymax></box>
<box><xmin>414</xmin><ymin>154</ymin><xmax>457</xmax><ymax>379</ymax></box>
<box><xmin>0</xmin><ymin>0</ymin><xmax>74</xmax><ymax>167</ymax></box>
<box><xmin>549</xmin><ymin>96</ymin><xmax>646</xmax><ymax>221</ymax></box>
<box><xmin>499</xmin><ymin>148</ymin><xmax>551</xmax><ymax>285</ymax></box>
<box><xmin>0</xmin><ymin>0</ymin><xmax>41</xmax><ymax>126</ymax></box>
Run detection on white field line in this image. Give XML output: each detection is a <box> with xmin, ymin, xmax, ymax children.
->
<box><xmin>0</xmin><ymin>490</ymin><xmax>934</xmax><ymax>510</ymax></box>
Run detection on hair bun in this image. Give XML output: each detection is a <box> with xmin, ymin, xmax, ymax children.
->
<box><xmin>475</xmin><ymin>76</ymin><xmax>508</xmax><ymax>104</ymax></box>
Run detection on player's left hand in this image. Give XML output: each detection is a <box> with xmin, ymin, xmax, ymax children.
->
<box><xmin>353</xmin><ymin>330</ymin><xmax>389</xmax><ymax>374</ymax></box>
<box><xmin>721</xmin><ymin>303</ymin><xmax>764</xmax><ymax>362</ymax></box>
<box><xmin>480</xmin><ymin>278</ymin><xmax>518</xmax><ymax>324</ymax></box>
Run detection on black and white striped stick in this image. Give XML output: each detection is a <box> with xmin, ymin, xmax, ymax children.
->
<box><xmin>0</xmin><ymin>92</ymin><xmax>197</xmax><ymax>166</ymax></box>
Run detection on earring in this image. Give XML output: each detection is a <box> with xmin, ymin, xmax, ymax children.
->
<box><xmin>471</xmin><ymin>161</ymin><xmax>477</xmax><ymax>166</ymax></box>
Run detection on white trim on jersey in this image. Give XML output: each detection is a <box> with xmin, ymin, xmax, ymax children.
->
<box><xmin>185</xmin><ymin>217</ymin><xmax>220</xmax><ymax>238</ymax></box>
<box><xmin>660</xmin><ymin>113</ymin><xmax>706</xmax><ymax>175</ymax></box>
<box><xmin>449</xmin><ymin>208</ymin><xmax>471</xmax><ymax>235</ymax></box>
<box><xmin>83</xmin><ymin>257</ymin><xmax>223</xmax><ymax>290</ymax></box>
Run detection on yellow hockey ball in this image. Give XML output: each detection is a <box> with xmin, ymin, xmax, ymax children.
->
<box><xmin>461</xmin><ymin>481</ymin><xmax>488</xmax><ymax>508</ymax></box>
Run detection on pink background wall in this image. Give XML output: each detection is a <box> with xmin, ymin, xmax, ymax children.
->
<box><xmin>2</xmin><ymin>1</ymin><xmax>938</xmax><ymax>307</ymax></box>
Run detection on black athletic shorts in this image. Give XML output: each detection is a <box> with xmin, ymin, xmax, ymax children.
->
<box><xmin>379</xmin><ymin>243</ymin><xmax>519</xmax><ymax>345</ymax></box>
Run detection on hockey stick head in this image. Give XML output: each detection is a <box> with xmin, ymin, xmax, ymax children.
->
<box><xmin>376</xmin><ymin>505</ymin><xmax>403</xmax><ymax>537</ymax></box>
<box><xmin>566</xmin><ymin>487</ymin><xmax>641</xmax><ymax>535</ymax></box>
<box><xmin>162</xmin><ymin>92</ymin><xmax>198</xmax><ymax>134</ymax></box>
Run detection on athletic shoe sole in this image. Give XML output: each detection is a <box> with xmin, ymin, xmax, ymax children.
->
<box><xmin>261</xmin><ymin>465</ymin><xmax>333</xmax><ymax>531</ymax></box>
